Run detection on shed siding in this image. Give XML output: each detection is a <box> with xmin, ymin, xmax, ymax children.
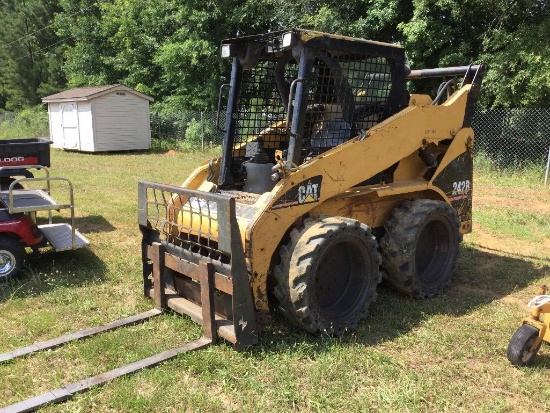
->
<box><xmin>48</xmin><ymin>103</ymin><xmax>63</xmax><ymax>149</ymax></box>
<box><xmin>76</xmin><ymin>102</ymin><xmax>95</xmax><ymax>152</ymax></box>
<box><xmin>91</xmin><ymin>92</ymin><xmax>151</xmax><ymax>151</ymax></box>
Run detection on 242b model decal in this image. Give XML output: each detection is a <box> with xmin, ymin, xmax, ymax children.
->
<box><xmin>451</xmin><ymin>179</ymin><xmax>471</xmax><ymax>196</ymax></box>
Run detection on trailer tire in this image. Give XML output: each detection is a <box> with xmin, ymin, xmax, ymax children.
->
<box><xmin>0</xmin><ymin>178</ymin><xmax>23</xmax><ymax>191</ymax></box>
<box><xmin>507</xmin><ymin>324</ymin><xmax>541</xmax><ymax>367</ymax></box>
<box><xmin>0</xmin><ymin>236</ymin><xmax>25</xmax><ymax>282</ymax></box>
<box><xmin>273</xmin><ymin>217</ymin><xmax>382</xmax><ymax>336</ymax></box>
<box><xmin>380</xmin><ymin>200</ymin><xmax>461</xmax><ymax>298</ymax></box>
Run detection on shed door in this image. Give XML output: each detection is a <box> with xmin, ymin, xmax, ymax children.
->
<box><xmin>61</xmin><ymin>103</ymin><xmax>80</xmax><ymax>150</ymax></box>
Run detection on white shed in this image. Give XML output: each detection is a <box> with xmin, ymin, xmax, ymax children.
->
<box><xmin>42</xmin><ymin>84</ymin><xmax>154</xmax><ymax>152</ymax></box>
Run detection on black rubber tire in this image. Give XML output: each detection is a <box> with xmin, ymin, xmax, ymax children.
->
<box><xmin>507</xmin><ymin>324</ymin><xmax>542</xmax><ymax>367</ymax></box>
<box><xmin>380</xmin><ymin>199</ymin><xmax>462</xmax><ymax>298</ymax></box>
<box><xmin>0</xmin><ymin>236</ymin><xmax>25</xmax><ymax>282</ymax></box>
<box><xmin>0</xmin><ymin>178</ymin><xmax>23</xmax><ymax>191</ymax></box>
<box><xmin>273</xmin><ymin>216</ymin><xmax>382</xmax><ymax>336</ymax></box>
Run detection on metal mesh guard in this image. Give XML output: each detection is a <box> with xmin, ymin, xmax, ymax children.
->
<box><xmin>233</xmin><ymin>52</ymin><xmax>393</xmax><ymax>164</ymax></box>
<box><xmin>138</xmin><ymin>181</ymin><xmax>233</xmax><ymax>262</ymax></box>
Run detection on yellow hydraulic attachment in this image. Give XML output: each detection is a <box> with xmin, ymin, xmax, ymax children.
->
<box><xmin>507</xmin><ymin>285</ymin><xmax>550</xmax><ymax>366</ymax></box>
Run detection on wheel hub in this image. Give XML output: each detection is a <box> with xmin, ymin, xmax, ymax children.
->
<box><xmin>416</xmin><ymin>220</ymin><xmax>452</xmax><ymax>285</ymax></box>
<box><xmin>0</xmin><ymin>250</ymin><xmax>15</xmax><ymax>277</ymax></box>
<box><xmin>314</xmin><ymin>240</ymin><xmax>368</xmax><ymax>322</ymax></box>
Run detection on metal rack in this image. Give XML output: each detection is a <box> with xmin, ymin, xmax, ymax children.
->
<box><xmin>0</xmin><ymin>165</ymin><xmax>89</xmax><ymax>251</ymax></box>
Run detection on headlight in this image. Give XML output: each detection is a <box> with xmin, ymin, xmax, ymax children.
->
<box><xmin>221</xmin><ymin>44</ymin><xmax>234</xmax><ymax>58</ymax></box>
<box><xmin>282</xmin><ymin>32</ymin><xmax>296</xmax><ymax>48</ymax></box>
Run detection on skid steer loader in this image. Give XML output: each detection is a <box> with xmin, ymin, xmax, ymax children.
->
<box><xmin>1</xmin><ymin>29</ymin><xmax>485</xmax><ymax>411</ymax></box>
<box><xmin>139</xmin><ymin>28</ymin><xmax>483</xmax><ymax>348</ymax></box>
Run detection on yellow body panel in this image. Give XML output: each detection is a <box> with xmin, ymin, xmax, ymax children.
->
<box><xmin>245</xmin><ymin>86</ymin><xmax>472</xmax><ymax>311</ymax></box>
<box><xmin>179</xmin><ymin>86</ymin><xmax>474</xmax><ymax>312</ymax></box>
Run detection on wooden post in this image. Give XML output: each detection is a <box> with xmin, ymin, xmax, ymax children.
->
<box><xmin>199</xmin><ymin>261</ymin><xmax>217</xmax><ymax>342</ymax></box>
<box><xmin>151</xmin><ymin>242</ymin><xmax>166</xmax><ymax>310</ymax></box>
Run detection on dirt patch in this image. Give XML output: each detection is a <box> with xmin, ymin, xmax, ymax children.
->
<box><xmin>476</xmin><ymin>184</ymin><xmax>550</xmax><ymax>199</ymax></box>
<box><xmin>466</xmin><ymin>226</ymin><xmax>550</xmax><ymax>261</ymax></box>
<box><xmin>164</xmin><ymin>149</ymin><xmax>178</xmax><ymax>156</ymax></box>
<box><xmin>474</xmin><ymin>193</ymin><xmax>550</xmax><ymax>215</ymax></box>
<box><xmin>451</xmin><ymin>283</ymin><xmax>528</xmax><ymax>308</ymax></box>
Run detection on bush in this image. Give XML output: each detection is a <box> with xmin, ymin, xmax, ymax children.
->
<box><xmin>184</xmin><ymin>118</ymin><xmax>203</xmax><ymax>148</ymax></box>
<box><xmin>0</xmin><ymin>106</ymin><xmax>49</xmax><ymax>139</ymax></box>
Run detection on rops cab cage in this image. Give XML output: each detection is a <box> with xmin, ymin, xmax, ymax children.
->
<box><xmin>217</xmin><ymin>29</ymin><xmax>411</xmax><ymax>189</ymax></box>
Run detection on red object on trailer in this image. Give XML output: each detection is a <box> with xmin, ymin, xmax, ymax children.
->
<box><xmin>0</xmin><ymin>138</ymin><xmax>89</xmax><ymax>282</ymax></box>
<box><xmin>0</xmin><ymin>214</ymin><xmax>44</xmax><ymax>247</ymax></box>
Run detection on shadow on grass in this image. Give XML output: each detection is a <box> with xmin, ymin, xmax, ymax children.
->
<box><xmin>36</xmin><ymin>214</ymin><xmax>116</xmax><ymax>234</ymax></box>
<box><xmin>74</xmin><ymin>215</ymin><xmax>117</xmax><ymax>234</ymax></box>
<box><xmin>0</xmin><ymin>247</ymin><xmax>106</xmax><ymax>304</ymax></box>
<box><xmin>251</xmin><ymin>243</ymin><xmax>550</xmax><ymax>354</ymax></box>
<box><xmin>531</xmin><ymin>353</ymin><xmax>550</xmax><ymax>368</ymax></box>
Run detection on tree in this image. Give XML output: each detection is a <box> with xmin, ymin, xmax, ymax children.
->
<box><xmin>55</xmin><ymin>0</ymin><xmax>114</xmax><ymax>86</ymax></box>
<box><xmin>0</xmin><ymin>0</ymin><xmax>65</xmax><ymax>110</ymax></box>
<box><xmin>400</xmin><ymin>0</ymin><xmax>550</xmax><ymax>108</ymax></box>
<box><xmin>479</xmin><ymin>1</ymin><xmax>550</xmax><ymax>108</ymax></box>
<box><xmin>2</xmin><ymin>0</ymin><xmax>547</xmax><ymax>111</ymax></box>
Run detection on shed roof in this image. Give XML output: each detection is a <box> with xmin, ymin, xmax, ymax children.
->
<box><xmin>42</xmin><ymin>84</ymin><xmax>154</xmax><ymax>103</ymax></box>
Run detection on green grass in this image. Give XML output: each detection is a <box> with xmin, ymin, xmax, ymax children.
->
<box><xmin>474</xmin><ymin>207</ymin><xmax>550</xmax><ymax>241</ymax></box>
<box><xmin>474</xmin><ymin>151</ymin><xmax>548</xmax><ymax>188</ymax></box>
<box><xmin>0</xmin><ymin>148</ymin><xmax>549</xmax><ymax>412</ymax></box>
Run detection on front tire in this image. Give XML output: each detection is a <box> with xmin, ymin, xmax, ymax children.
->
<box><xmin>507</xmin><ymin>324</ymin><xmax>541</xmax><ymax>367</ymax></box>
<box><xmin>273</xmin><ymin>217</ymin><xmax>382</xmax><ymax>336</ymax></box>
<box><xmin>0</xmin><ymin>236</ymin><xmax>25</xmax><ymax>282</ymax></box>
<box><xmin>380</xmin><ymin>199</ymin><xmax>461</xmax><ymax>298</ymax></box>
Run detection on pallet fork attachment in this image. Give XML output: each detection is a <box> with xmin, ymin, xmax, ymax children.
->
<box><xmin>1</xmin><ymin>182</ymin><xmax>258</xmax><ymax>412</ymax></box>
<box><xmin>0</xmin><ymin>280</ymin><xmax>214</xmax><ymax>413</ymax></box>
<box><xmin>0</xmin><ymin>283</ymin><xmax>214</xmax><ymax>412</ymax></box>
<box><xmin>138</xmin><ymin>181</ymin><xmax>259</xmax><ymax>349</ymax></box>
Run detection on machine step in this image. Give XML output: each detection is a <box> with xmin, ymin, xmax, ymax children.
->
<box><xmin>38</xmin><ymin>223</ymin><xmax>89</xmax><ymax>251</ymax></box>
<box><xmin>165</xmin><ymin>291</ymin><xmax>237</xmax><ymax>344</ymax></box>
<box><xmin>0</xmin><ymin>189</ymin><xmax>69</xmax><ymax>212</ymax></box>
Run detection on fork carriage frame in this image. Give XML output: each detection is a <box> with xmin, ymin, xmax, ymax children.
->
<box><xmin>138</xmin><ymin>181</ymin><xmax>259</xmax><ymax>348</ymax></box>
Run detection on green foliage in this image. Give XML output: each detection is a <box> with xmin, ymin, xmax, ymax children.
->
<box><xmin>480</xmin><ymin>20</ymin><xmax>550</xmax><ymax>108</ymax></box>
<box><xmin>184</xmin><ymin>118</ymin><xmax>206</xmax><ymax>148</ymax></box>
<box><xmin>399</xmin><ymin>0</ymin><xmax>487</xmax><ymax>68</ymax></box>
<box><xmin>0</xmin><ymin>106</ymin><xmax>49</xmax><ymax>139</ymax></box>
<box><xmin>1</xmin><ymin>0</ymin><xmax>549</xmax><ymax>111</ymax></box>
<box><xmin>474</xmin><ymin>151</ymin><xmax>546</xmax><ymax>188</ymax></box>
<box><xmin>0</xmin><ymin>0</ymin><xmax>65</xmax><ymax>110</ymax></box>
<box><xmin>400</xmin><ymin>0</ymin><xmax>550</xmax><ymax>108</ymax></box>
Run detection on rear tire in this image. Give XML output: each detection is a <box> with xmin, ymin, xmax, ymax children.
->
<box><xmin>507</xmin><ymin>324</ymin><xmax>541</xmax><ymax>367</ymax></box>
<box><xmin>0</xmin><ymin>237</ymin><xmax>25</xmax><ymax>282</ymax></box>
<box><xmin>0</xmin><ymin>178</ymin><xmax>24</xmax><ymax>191</ymax></box>
<box><xmin>273</xmin><ymin>217</ymin><xmax>382</xmax><ymax>335</ymax></box>
<box><xmin>380</xmin><ymin>200</ymin><xmax>461</xmax><ymax>298</ymax></box>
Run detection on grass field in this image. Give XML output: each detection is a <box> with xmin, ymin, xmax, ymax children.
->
<box><xmin>0</xmin><ymin>148</ymin><xmax>549</xmax><ymax>412</ymax></box>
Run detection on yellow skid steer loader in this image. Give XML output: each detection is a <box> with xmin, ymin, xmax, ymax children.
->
<box><xmin>139</xmin><ymin>28</ymin><xmax>483</xmax><ymax>347</ymax></box>
<box><xmin>1</xmin><ymin>29</ymin><xmax>483</xmax><ymax>411</ymax></box>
